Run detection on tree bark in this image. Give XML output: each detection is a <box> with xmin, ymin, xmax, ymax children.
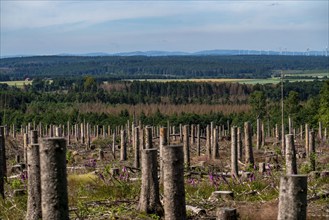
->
<box><xmin>26</xmin><ymin>144</ymin><xmax>42</xmax><ymax>220</ymax></box>
<box><xmin>244</xmin><ymin>122</ymin><xmax>254</xmax><ymax>167</ymax></box>
<box><xmin>277</xmin><ymin>175</ymin><xmax>307</xmax><ymax>220</ymax></box>
<box><xmin>120</xmin><ymin>130</ymin><xmax>127</xmax><ymax>161</ymax></box>
<box><xmin>138</xmin><ymin>149</ymin><xmax>163</xmax><ymax>215</ymax></box>
<box><xmin>40</xmin><ymin>138</ymin><xmax>69</xmax><ymax>220</ymax></box>
<box><xmin>163</xmin><ymin>145</ymin><xmax>186</xmax><ymax>220</ymax></box>
<box><xmin>183</xmin><ymin>125</ymin><xmax>190</xmax><ymax>168</ymax></box>
<box><xmin>285</xmin><ymin>134</ymin><xmax>297</xmax><ymax>175</ymax></box>
<box><xmin>231</xmin><ymin>126</ymin><xmax>238</xmax><ymax>178</ymax></box>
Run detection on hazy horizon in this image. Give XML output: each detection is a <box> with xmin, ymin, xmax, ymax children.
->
<box><xmin>1</xmin><ymin>1</ymin><xmax>328</xmax><ymax>57</ymax></box>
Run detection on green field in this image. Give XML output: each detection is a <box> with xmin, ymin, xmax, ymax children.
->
<box><xmin>126</xmin><ymin>77</ymin><xmax>326</xmax><ymax>85</ymax></box>
<box><xmin>0</xmin><ymin>80</ymin><xmax>32</xmax><ymax>87</ymax></box>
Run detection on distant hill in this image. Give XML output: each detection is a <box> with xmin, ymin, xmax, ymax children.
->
<box><xmin>1</xmin><ymin>49</ymin><xmax>327</xmax><ymax>58</ymax></box>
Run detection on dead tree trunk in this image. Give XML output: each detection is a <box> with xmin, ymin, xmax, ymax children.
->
<box><xmin>305</xmin><ymin>124</ymin><xmax>309</xmax><ymax>156</ymax></box>
<box><xmin>30</xmin><ymin>130</ymin><xmax>38</xmax><ymax>144</ymax></box>
<box><xmin>231</xmin><ymin>126</ymin><xmax>238</xmax><ymax>178</ymax></box>
<box><xmin>40</xmin><ymin>138</ymin><xmax>69</xmax><ymax>220</ymax></box>
<box><xmin>26</xmin><ymin>144</ymin><xmax>42</xmax><ymax>220</ymax></box>
<box><xmin>261</xmin><ymin>122</ymin><xmax>265</xmax><ymax>147</ymax></box>
<box><xmin>183</xmin><ymin>125</ymin><xmax>190</xmax><ymax>168</ymax></box>
<box><xmin>244</xmin><ymin>122</ymin><xmax>254</xmax><ymax>167</ymax></box>
<box><xmin>206</xmin><ymin>125</ymin><xmax>211</xmax><ymax>158</ymax></box>
<box><xmin>120</xmin><ymin>130</ymin><xmax>127</xmax><ymax>161</ymax></box>
<box><xmin>0</xmin><ymin>126</ymin><xmax>5</xmax><ymax>198</ymax></box>
<box><xmin>309</xmin><ymin>131</ymin><xmax>316</xmax><ymax>171</ymax></box>
<box><xmin>277</xmin><ymin>175</ymin><xmax>307</xmax><ymax>220</ymax></box>
<box><xmin>237</xmin><ymin>127</ymin><xmax>242</xmax><ymax>161</ymax></box>
<box><xmin>112</xmin><ymin>132</ymin><xmax>116</xmax><ymax>159</ymax></box>
<box><xmin>23</xmin><ymin>133</ymin><xmax>29</xmax><ymax>164</ymax></box>
<box><xmin>163</xmin><ymin>145</ymin><xmax>186</xmax><ymax>220</ymax></box>
<box><xmin>196</xmin><ymin>124</ymin><xmax>201</xmax><ymax>156</ymax></box>
<box><xmin>285</xmin><ymin>134</ymin><xmax>297</xmax><ymax>175</ymax></box>
<box><xmin>212</xmin><ymin>126</ymin><xmax>219</xmax><ymax>160</ymax></box>
<box><xmin>318</xmin><ymin>122</ymin><xmax>322</xmax><ymax>141</ymax></box>
<box><xmin>138</xmin><ymin>149</ymin><xmax>163</xmax><ymax>215</ymax></box>
<box><xmin>134</xmin><ymin>127</ymin><xmax>140</xmax><ymax>168</ymax></box>
<box><xmin>159</xmin><ymin>127</ymin><xmax>167</xmax><ymax>185</ymax></box>
<box><xmin>256</xmin><ymin>118</ymin><xmax>261</xmax><ymax>150</ymax></box>
<box><xmin>145</xmin><ymin>126</ymin><xmax>153</xmax><ymax>149</ymax></box>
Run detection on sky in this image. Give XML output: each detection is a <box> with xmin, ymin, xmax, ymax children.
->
<box><xmin>1</xmin><ymin>0</ymin><xmax>328</xmax><ymax>56</ymax></box>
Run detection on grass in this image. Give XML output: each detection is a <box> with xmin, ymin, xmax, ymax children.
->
<box><xmin>0</xmin><ymin>80</ymin><xmax>32</xmax><ymax>87</ymax></box>
<box><xmin>125</xmin><ymin>76</ymin><xmax>327</xmax><ymax>85</ymax></box>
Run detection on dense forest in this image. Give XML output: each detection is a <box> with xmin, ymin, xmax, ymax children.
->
<box><xmin>0</xmin><ymin>77</ymin><xmax>328</xmax><ymax>130</ymax></box>
<box><xmin>1</xmin><ymin>55</ymin><xmax>328</xmax><ymax>80</ymax></box>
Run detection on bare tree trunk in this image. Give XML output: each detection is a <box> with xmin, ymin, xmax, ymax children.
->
<box><xmin>67</xmin><ymin>121</ymin><xmax>70</xmax><ymax>146</ymax></box>
<box><xmin>237</xmin><ymin>127</ymin><xmax>242</xmax><ymax>161</ymax></box>
<box><xmin>0</xmin><ymin>126</ymin><xmax>5</xmax><ymax>198</ymax></box>
<box><xmin>183</xmin><ymin>125</ymin><xmax>190</xmax><ymax>168</ymax></box>
<box><xmin>309</xmin><ymin>131</ymin><xmax>316</xmax><ymax>171</ymax></box>
<box><xmin>140</xmin><ymin>126</ymin><xmax>145</xmax><ymax>150</ymax></box>
<box><xmin>120</xmin><ymin>130</ymin><xmax>127</xmax><ymax>161</ymax></box>
<box><xmin>285</xmin><ymin>134</ymin><xmax>297</xmax><ymax>175</ymax></box>
<box><xmin>231</xmin><ymin>126</ymin><xmax>238</xmax><ymax>178</ymax></box>
<box><xmin>275</xmin><ymin>124</ymin><xmax>280</xmax><ymax>142</ymax></box>
<box><xmin>163</xmin><ymin>145</ymin><xmax>186</xmax><ymax>220</ymax></box>
<box><xmin>305</xmin><ymin>124</ymin><xmax>309</xmax><ymax>156</ymax></box>
<box><xmin>26</xmin><ymin>144</ymin><xmax>42</xmax><ymax>220</ymax></box>
<box><xmin>196</xmin><ymin>124</ymin><xmax>201</xmax><ymax>156</ymax></box>
<box><xmin>112</xmin><ymin>132</ymin><xmax>116</xmax><ymax>159</ymax></box>
<box><xmin>40</xmin><ymin>138</ymin><xmax>69</xmax><ymax>220</ymax></box>
<box><xmin>134</xmin><ymin>127</ymin><xmax>140</xmax><ymax>168</ymax></box>
<box><xmin>244</xmin><ymin>122</ymin><xmax>254</xmax><ymax>167</ymax></box>
<box><xmin>277</xmin><ymin>175</ymin><xmax>307</xmax><ymax>220</ymax></box>
<box><xmin>191</xmin><ymin>124</ymin><xmax>195</xmax><ymax>144</ymax></box>
<box><xmin>288</xmin><ymin>116</ymin><xmax>293</xmax><ymax>134</ymax></box>
<box><xmin>159</xmin><ymin>127</ymin><xmax>167</xmax><ymax>185</ymax></box>
<box><xmin>261</xmin><ymin>122</ymin><xmax>265</xmax><ymax>147</ymax></box>
<box><xmin>206</xmin><ymin>125</ymin><xmax>211</xmax><ymax>158</ymax></box>
<box><xmin>318</xmin><ymin>122</ymin><xmax>322</xmax><ymax>141</ymax></box>
<box><xmin>212</xmin><ymin>126</ymin><xmax>219</xmax><ymax>159</ymax></box>
<box><xmin>23</xmin><ymin>133</ymin><xmax>29</xmax><ymax>164</ymax></box>
<box><xmin>138</xmin><ymin>149</ymin><xmax>163</xmax><ymax>215</ymax></box>
<box><xmin>256</xmin><ymin>118</ymin><xmax>261</xmax><ymax>150</ymax></box>
<box><xmin>30</xmin><ymin>130</ymin><xmax>38</xmax><ymax>144</ymax></box>
<box><xmin>145</xmin><ymin>126</ymin><xmax>153</xmax><ymax>149</ymax></box>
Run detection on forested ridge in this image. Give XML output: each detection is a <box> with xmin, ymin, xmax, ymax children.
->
<box><xmin>0</xmin><ymin>78</ymin><xmax>327</xmax><ymax>130</ymax></box>
<box><xmin>1</xmin><ymin>55</ymin><xmax>328</xmax><ymax>80</ymax></box>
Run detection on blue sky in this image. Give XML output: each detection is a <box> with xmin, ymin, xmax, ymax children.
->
<box><xmin>1</xmin><ymin>0</ymin><xmax>328</xmax><ymax>56</ymax></box>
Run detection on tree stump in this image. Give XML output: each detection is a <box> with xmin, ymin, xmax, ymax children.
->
<box><xmin>183</xmin><ymin>125</ymin><xmax>190</xmax><ymax>168</ymax></box>
<box><xmin>308</xmin><ymin>131</ymin><xmax>316</xmax><ymax>171</ymax></box>
<box><xmin>134</xmin><ymin>127</ymin><xmax>140</xmax><ymax>168</ymax></box>
<box><xmin>277</xmin><ymin>175</ymin><xmax>307</xmax><ymax>220</ymax></box>
<box><xmin>138</xmin><ymin>149</ymin><xmax>163</xmax><ymax>215</ymax></box>
<box><xmin>159</xmin><ymin>127</ymin><xmax>168</xmax><ymax>185</ymax></box>
<box><xmin>244</xmin><ymin>122</ymin><xmax>254</xmax><ymax>167</ymax></box>
<box><xmin>120</xmin><ymin>130</ymin><xmax>127</xmax><ymax>161</ymax></box>
<box><xmin>208</xmin><ymin>191</ymin><xmax>234</xmax><ymax>202</ymax></box>
<box><xmin>26</xmin><ymin>144</ymin><xmax>42</xmax><ymax>220</ymax></box>
<box><xmin>231</xmin><ymin>126</ymin><xmax>238</xmax><ymax>178</ymax></box>
<box><xmin>285</xmin><ymin>134</ymin><xmax>297</xmax><ymax>175</ymax></box>
<box><xmin>163</xmin><ymin>145</ymin><xmax>186</xmax><ymax>220</ymax></box>
<box><xmin>216</xmin><ymin>207</ymin><xmax>237</xmax><ymax>220</ymax></box>
<box><xmin>40</xmin><ymin>138</ymin><xmax>69</xmax><ymax>220</ymax></box>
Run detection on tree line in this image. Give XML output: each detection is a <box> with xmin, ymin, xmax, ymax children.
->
<box><xmin>1</xmin><ymin>55</ymin><xmax>328</xmax><ymax>80</ymax></box>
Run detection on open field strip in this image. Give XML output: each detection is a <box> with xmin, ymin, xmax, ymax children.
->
<box><xmin>126</xmin><ymin>77</ymin><xmax>326</xmax><ymax>84</ymax></box>
<box><xmin>0</xmin><ymin>80</ymin><xmax>32</xmax><ymax>87</ymax></box>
